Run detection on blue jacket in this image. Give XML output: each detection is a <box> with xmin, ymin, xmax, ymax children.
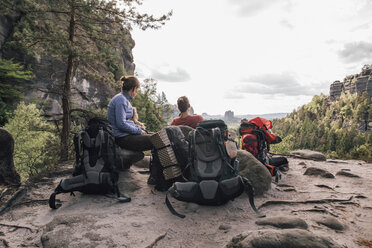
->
<box><xmin>107</xmin><ymin>91</ymin><xmax>142</xmax><ymax>138</ymax></box>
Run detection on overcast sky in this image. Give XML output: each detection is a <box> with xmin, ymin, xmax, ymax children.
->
<box><xmin>131</xmin><ymin>0</ymin><xmax>372</xmax><ymax>115</ymax></box>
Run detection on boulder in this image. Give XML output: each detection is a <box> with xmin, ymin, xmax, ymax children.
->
<box><xmin>336</xmin><ymin>170</ymin><xmax>360</xmax><ymax>178</ymax></box>
<box><xmin>118</xmin><ymin>169</ymin><xmax>142</xmax><ymax>193</ymax></box>
<box><xmin>133</xmin><ymin>155</ymin><xmax>151</xmax><ymax>169</ymax></box>
<box><xmin>237</xmin><ymin>150</ymin><xmax>271</xmax><ymax>196</ymax></box>
<box><xmin>255</xmin><ymin>216</ymin><xmax>308</xmax><ymax>229</ymax></box>
<box><xmin>290</xmin><ymin>150</ymin><xmax>326</xmax><ymax>161</ymax></box>
<box><xmin>0</xmin><ymin>128</ymin><xmax>20</xmax><ymax>185</ymax></box>
<box><xmin>117</xmin><ymin>148</ymin><xmax>144</xmax><ymax>170</ymax></box>
<box><xmin>304</xmin><ymin>167</ymin><xmax>335</xmax><ymax>178</ymax></box>
<box><xmin>225</xmin><ymin>228</ymin><xmax>341</xmax><ymax>248</ymax></box>
<box><xmin>315</xmin><ymin>216</ymin><xmax>346</xmax><ymax>231</ymax></box>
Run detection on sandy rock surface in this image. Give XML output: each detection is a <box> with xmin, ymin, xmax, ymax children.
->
<box><xmin>290</xmin><ymin>149</ymin><xmax>327</xmax><ymax>161</ymax></box>
<box><xmin>0</xmin><ymin>157</ymin><xmax>371</xmax><ymax>248</ymax></box>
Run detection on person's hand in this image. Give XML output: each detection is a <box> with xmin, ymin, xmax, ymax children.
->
<box><xmin>141</xmin><ymin>130</ymin><xmax>147</xmax><ymax>135</ymax></box>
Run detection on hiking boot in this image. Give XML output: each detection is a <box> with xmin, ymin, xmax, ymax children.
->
<box><xmin>147</xmin><ymin>175</ymin><xmax>157</xmax><ymax>185</ymax></box>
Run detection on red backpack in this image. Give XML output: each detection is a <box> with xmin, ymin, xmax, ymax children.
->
<box><xmin>239</xmin><ymin>117</ymin><xmax>282</xmax><ymax>181</ymax></box>
<box><xmin>241</xmin><ymin>134</ymin><xmax>259</xmax><ymax>157</ymax></box>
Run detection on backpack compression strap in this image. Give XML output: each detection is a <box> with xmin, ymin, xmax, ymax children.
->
<box><xmin>49</xmin><ymin>181</ymin><xmax>66</xmax><ymax>209</ymax></box>
<box><xmin>49</xmin><ymin>192</ymin><xmax>60</xmax><ymax>209</ymax></box>
<box><xmin>241</xmin><ymin>177</ymin><xmax>265</xmax><ymax>218</ymax></box>
<box><xmin>165</xmin><ymin>189</ymin><xmax>186</xmax><ymax>218</ymax></box>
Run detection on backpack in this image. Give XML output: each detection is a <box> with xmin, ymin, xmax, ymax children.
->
<box><xmin>149</xmin><ymin>126</ymin><xmax>189</xmax><ymax>191</ymax></box>
<box><xmin>239</xmin><ymin>117</ymin><xmax>282</xmax><ymax>181</ymax></box>
<box><xmin>49</xmin><ymin>117</ymin><xmax>130</xmax><ymax>209</ymax></box>
<box><xmin>166</xmin><ymin>120</ymin><xmax>263</xmax><ymax>218</ymax></box>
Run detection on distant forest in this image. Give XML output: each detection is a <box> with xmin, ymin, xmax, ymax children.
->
<box><xmin>271</xmin><ymin>92</ymin><xmax>372</xmax><ymax>162</ymax></box>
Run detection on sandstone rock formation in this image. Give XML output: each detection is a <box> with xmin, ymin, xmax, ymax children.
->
<box><xmin>226</xmin><ymin>229</ymin><xmax>341</xmax><ymax>248</ymax></box>
<box><xmin>0</xmin><ymin>14</ymin><xmax>135</xmax><ymax>120</ymax></box>
<box><xmin>224</xmin><ymin>110</ymin><xmax>235</xmax><ymax>123</ymax></box>
<box><xmin>0</xmin><ymin>128</ymin><xmax>20</xmax><ymax>186</ymax></box>
<box><xmin>255</xmin><ymin>216</ymin><xmax>308</xmax><ymax>229</ymax></box>
<box><xmin>329</xmin><ymin>65</ymin><xmax>372</xmax><ymax>101</ymax></box>
<box><xmin>304</xmin><ymin>167</ymin><xmax>335</xmax><ymax>178</ymax></box>
<box><xmin>237</xmin><ymin>150</ymin><xmax>272</xmax><ymax>195</ymax></box>
<box><xmin>290</xmin><ymin>149</ymin><xmax>327</xmax><ymax>161</ymax></box>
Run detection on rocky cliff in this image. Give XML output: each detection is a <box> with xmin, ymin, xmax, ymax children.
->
<box><xmin>329</xmin><ymin>65</ymin><xmax>372</xmax><ymax>101</ymax></box>
<box><xmin>0</xmin><ymin>14</ymin><xmax>136</xmax><ymax>119</ymax></box>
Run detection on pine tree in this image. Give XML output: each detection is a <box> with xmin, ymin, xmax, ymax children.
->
<box><xmin>0</xmin><ymin>58</ymin><xmax>34</xmax><ymax>126</ymax></box>
<box><xmin>1</xmin><ymin>0</ymin><xmax>171</xmax><ymax>160</ymax></box>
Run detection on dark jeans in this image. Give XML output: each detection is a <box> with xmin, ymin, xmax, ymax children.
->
<box><xmin>115</xmin><ymin>134</ymin><xmax>153</xmax><ymax>151</ymax></box>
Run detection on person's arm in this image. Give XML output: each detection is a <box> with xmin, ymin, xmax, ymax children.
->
<box><xmin>115</xmin><ymin>98</ymin><xmax>142</xmax><ymax>134</ymax></box>
<box><xmin>171</xmin><ymin>118</ymin><xmax>176</xmax><ymax>126</ymax></box>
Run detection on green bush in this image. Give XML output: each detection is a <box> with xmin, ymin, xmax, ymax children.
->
<box><xmin>4</xmin><ymin>102</ymin><xmax>59</xmax><ymax>181</ymax></box>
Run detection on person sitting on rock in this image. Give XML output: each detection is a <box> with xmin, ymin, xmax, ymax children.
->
<box><xmin>171</xmin><ymin>96</ymin><xmax>204</xmax><ymax>129</ymax></box>
<box><xmin>108</xmin><ymin>75</ymin><xmax>153</xmax><ymax>151</ymax></box>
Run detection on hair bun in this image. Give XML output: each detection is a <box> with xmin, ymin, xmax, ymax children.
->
<box><xmin>120</xmin><ymin>75</ymin><xmax>127</xmax><ymax>81</ymax></box>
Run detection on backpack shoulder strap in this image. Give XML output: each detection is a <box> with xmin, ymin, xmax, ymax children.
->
<box><xmin>212</xmin><ymin>128</ymin><xmax>235</xmax><ymax>173</ymax></box>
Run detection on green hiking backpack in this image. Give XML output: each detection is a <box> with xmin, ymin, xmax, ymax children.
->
<box><xmin>166</xmin><ymin>120</ymin><xmax>264</xmax><ymax>218</ymax></box>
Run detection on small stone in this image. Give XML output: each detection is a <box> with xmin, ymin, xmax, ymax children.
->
<box><xmin>219</xmin><ymin>224</ymin><xmax>232</xmax><ymax>230</ymax></box>
<box><xmin>336</xmin><ymin>171</ymin><xmax>360</xmax><ymax>178</ymax></box>
<box><xmin>131</xmin><ymin>222</ymin><xmax>142</xmax><ymax>228</ymax></box>
<box><xmin>299</xmin><ymin>162</ymin><xmax>307</xmax><ymax>165</ymax></box>
<box><xmin>256</xmin><ymin>216</ymin><xmax>308</xmax><ymax>230</ymax></box>
<box><xmin>304</xmin><ymin>167</ymin><xmax>334</xmax><ymax>178</ymax></box>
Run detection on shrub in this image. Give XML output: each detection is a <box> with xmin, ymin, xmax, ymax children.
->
<box><xmin>4</xmin><ymin>102</ymin><xmax>59</xmax><ymax>181</ymax></box>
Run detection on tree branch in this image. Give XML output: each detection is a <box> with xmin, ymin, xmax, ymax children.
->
<box><xmin>0</xmin><ymin>223</ymin><xmax>33</xmax><ymax>232</ymax></box>
<box><xmin>258</xmin><ymin>196</ymin><xmax>354</xmax><ymax>209</ymax></box>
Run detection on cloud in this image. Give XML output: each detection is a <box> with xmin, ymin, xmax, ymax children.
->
<box><xmin>229</xmin><ymin>0</ymin><xmax>291</xmax><ymax>17</ymax></box>
<box><xmin>239</xmin><ymin>72</ymin><xmax>326</xmax><ymax>96</ymax></box>
<box><xmin>280</xmin><ymin>19</ymin><xmax>294</xmax><ymax>29</ymax></box>
<box><xmin>224</xmin><ymin>91</ymin><xmax>246</xmax><ymax>99</ymax></box>
<box><xmin>352</xmin><ymin>21</ymin><xmax>372</xmax><ymax>32</ymax></box>
<box><xmin>151</xmin><ymin>66</ymin><xmax>191</xmax><ymax>82</ymax></box>
<box><xmin>338</xmin><ymin>41</ymin><xmax>372</xmax><ymax>63</ymax></box>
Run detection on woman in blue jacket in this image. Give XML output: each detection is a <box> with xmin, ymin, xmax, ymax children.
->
<box><xmin>107</xmin><ymin>76</ymin><xmax>153</xmax><ymax>151</ymax></box>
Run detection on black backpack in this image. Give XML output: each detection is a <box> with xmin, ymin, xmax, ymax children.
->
<box><xmin>166</xmin><ymin>120</ymin><xmax>264</xmax><ymax>218</ymax></box>
<box><xmin>49</xmin><ymin>117</ymin><xmax>130</xmax><ymax>209</ymax></box>
<box><xmin>149</xmin><ymin>126</ymin><xmax>189</xmax><ymax>191</ymax></box>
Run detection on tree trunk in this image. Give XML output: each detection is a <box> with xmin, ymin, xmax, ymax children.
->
<box><xmin>60</xmin><ymin>1</ymin><xmax>75</xmax><ymax>161</ymax></box>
